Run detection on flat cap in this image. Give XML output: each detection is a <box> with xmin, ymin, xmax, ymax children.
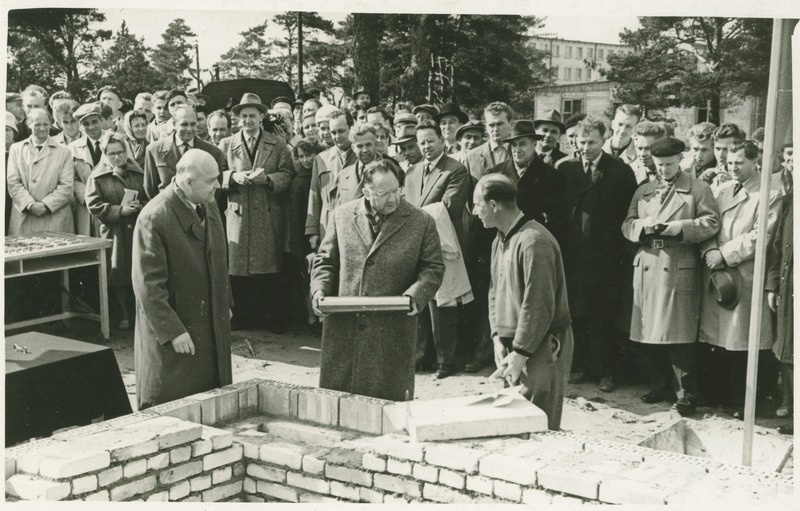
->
<box><xmin>6</xmin><ymin>93</ymin><xmax>22</xmax><ymax>103</ymax></box>
<box><xmin>393</xmin><ymin>112</ymin><xmax>417</xmax><ymax>126</ymax></box>
<box><xmin>73</xmin><ymin>103</ymin><xmax>102</xmax><ymax>122</ymax></box>
<box><xmin>650</xmin><ymin>137</ymin><xmax>686</xmax><ymax>158</ymax></box>
<box><xmin>166</xmin><ymin>89</ymin><xmax>187</xmax><ymax>105</ymax></box>
<box><xmin>455</xmin><ymin>120</ymin><xmax>485</xmax><ymax>141</ymax></box>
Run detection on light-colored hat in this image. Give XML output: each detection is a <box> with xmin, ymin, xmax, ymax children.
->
<box><xmin>73</xmin><ymin>103</ymin><xmax>102</xmax><ymax>122</ymax></box>
<box><xmin>231</xmin><ymin>93</ymin><xmax>268</xmax><ymax>115</ymax></box>
<box><xmin>6</xmin><ymin>111</ymin><xmax>18</xmax><ymax>133</ymax></box>
<box><xmin>393</xmin><ymin>112</ymin><xmax>418</xmax><ymax>126</ymax></box>
<box><xmin>315</xmin><ymin>105</ymin><xmax>338</xmax><ymax>124</ymax></box>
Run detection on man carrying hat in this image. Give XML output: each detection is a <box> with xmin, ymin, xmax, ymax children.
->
<box><xmin>622</xmin><ymin>137</ymin><xmax>720</xmax><ymax>415</ymax></box>
<box><xmin>221</xmin><ymin>92</ymin><xmax>295</xmax><ymax>333</ymax></box>
<box><xmin>697</xmin><ymin>140</ymin><xmax>782</xmax><ymax>418</ymax></box>
<box><xmin>534</xmin><ymin>109</ymin><xmax>569</xmax><ymax>166</ymax></box>
<box><xmin>437</xmin><ymin>103</ymin><xmax>468</xmax><ymax>156</ymax></box>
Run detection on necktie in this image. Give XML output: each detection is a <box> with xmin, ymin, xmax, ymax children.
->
<box><xmin>733</xmin><ymin>182</ymin><xmax>743</xmax><ymax>196</ymax></box>
<box><xmin>88</xmin><ymin>140</ymin><xmax>101</xmax><ymax>166</ymax></box>
<box><xmin>180</xmin><ymin>143</ymin><xmax>189</xmax><ymax>156</ymax></box>
<box><xmin>195</xmin><ymin>204</ymin><xmax>206</xmax><ymax>222</ymax></box>
<box><xmin>585</xmin><ymin>161</ymin><xmax>601</xmax><ymax>183</ymax></box>
<box><xmin>248</xmin><ymin>137</ymin><xmax>255</xmax><ymax>151</ymax></box>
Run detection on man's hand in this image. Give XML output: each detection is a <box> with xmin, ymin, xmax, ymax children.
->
<box><xmin>308</xmin><ymin>235</ymin><xmax>320</xmax><ymax>251</ymax></box>
<box><xmin>656</xmin><ymin>221</ymin><xmax>682</xmax><ymax>237</ymax></box>
<box><xmin>311</xmin><ymin>290</ymin><xmax>326</xmax><ymax>318</ymax></box>
<box><xmin>642</xmin><ymin>216</ymin><xmax>656</xmax><ymax>235</ymax></box>
<box><xmin>491</xmin><ymin>334</ymin><xmax>507</xmax><ymax>368</ymax></box>
<box><xmin>248</xmin><ymin>168</ymin><xmax>268</xmax><ymax>185</ymax></box>
<box><xmin>171</xmin><ymin>332</ymin><xmax>195</xmax><ymax>355</ymax></box>
<box><xmin>121</xmin><ymin>202</ymin><xmax>141</xmax><ymax>216</ymax></box>
<box><xmin>29</xmin><ymin>202</ymin><xmax>47</xmax><ymax>217</ymax></box>
<box><xmin>491</xmin><ymin>351</ymin><xmax>528</xmax><ymax>385</ymax></box>
<box><xmin>231</xmin><ymin>171</ymin><xmax>251</xmax><ymax>186</ymax></box>
<box><xmin>768</xmin><ymin>291</ymin><xmax>779</xmax><ymax>312</ymax></box>
<box><xmin>704</xmin><ymin>249</ymin><xmax>725</xmax><ymax>270</ymax></box>
<box><xmin>716</xmin><ymin>172</ymin><xmax>733</xmax><ymax>184</ymax></box>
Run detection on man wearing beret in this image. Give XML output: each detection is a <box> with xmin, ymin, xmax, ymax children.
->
<box><xmin>697</xmin><ymin>140</ymin><xmax>782</xmax><ymax>419</ymax></box>
<box><xmin>622</xmin><ymin>137</ymin><xmax>720</xmax><ymax>415</ymax></box>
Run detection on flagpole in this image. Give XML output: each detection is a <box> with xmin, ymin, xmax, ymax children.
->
<box><xmin>741</xmin><ymin>18</ymin><xmax>792</xmax><ymax>466</ymax></box>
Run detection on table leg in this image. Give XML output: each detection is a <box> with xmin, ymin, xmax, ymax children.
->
<box><xmin>61</xmin><ymin>269</ymin><xmax>72</xmax><ymax>329</ymax></box>
<box><xmin>98</xmin><ymin>248</ymin><xmax>110</xmax><ymax>340</ymax></box>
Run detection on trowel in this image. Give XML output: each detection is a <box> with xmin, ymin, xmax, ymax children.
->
<box><xmin>466</xmin><ymin>380</ymin><xmax>524</xmax><ymax>408</ymax></box>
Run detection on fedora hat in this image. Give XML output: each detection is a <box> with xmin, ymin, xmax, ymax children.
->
<box><xmin>436</xmin><ymin>103</ymin><xmax>468</xmax><ymax>124</ymax></box>
<box><xmin>502</xmin><ymin>120</ymin><xmax>544</xmax><ymax>143</ymax></box>
<box><xmin>232</xmin><ymin>93</ymin><xmax>268</xmax><ymax>115</ymax></box>
<box><xmin>708</xmin><ymin>267</ymin><xmax>741</xmax><ymax>310</ymax></box>
<box><xmin>533</xmin><ymin>109</ymin><xmax>565</xmax><ymax>133</ymax></box>
<box><xmin>390</xmin><ymin>124</ymin><xmax>418</xmax><ymax>145</ymax></box>
<box><xmin>455</xmin><ymin>120</ymin><xmax>485</xmax><ymax>141</ymax></box>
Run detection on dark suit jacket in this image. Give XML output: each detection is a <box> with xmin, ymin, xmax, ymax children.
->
<box><xmin>404</xmin><ymin>154</ymin><xmax>471</xmax><ymax>246</ymax></box>
<box><xmin>487</xmin><ymin>156</ymin><xmax>567</xmax><ymax>246</ymax></box>
<box><xmin>559</xmin><ymin>152</ymin><xmax>637</xmax><ymax>319</ymax></box>
<box><xmin>143</xmin><ymin>136</ymin><xmax>225</xmax><ymax>199</ymax></box>
<box><xmin>539</xmin><ymin>146</ymin><xmax>568</xmax><ymax>167</ymax></box>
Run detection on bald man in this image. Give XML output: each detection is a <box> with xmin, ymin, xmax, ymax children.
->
<box><xmin>143</xmin><ymin>105</ymin><xmax>224</xmax><ymax>199</ymax></box>
<box><xmin>132</xmin><ymin>149</ymin><xmax>232</xmax><ymax>409</ymax></box>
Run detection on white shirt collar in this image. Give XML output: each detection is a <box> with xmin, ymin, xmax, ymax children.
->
<box><xmin>424</xmin><ymin>152</ymin><xmax>445</xmax><ymax>169</ymax></box>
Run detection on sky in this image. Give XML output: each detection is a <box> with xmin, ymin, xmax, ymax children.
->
<box><xmin>97</xmin><ymin>9</ymin><xmax>641</xmax><ymax>73</ymax></box>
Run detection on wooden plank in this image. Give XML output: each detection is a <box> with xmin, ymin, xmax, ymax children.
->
<box><xmin>405</xmin><ymin>393</ymin><xmax>548</xmax><ymax>442</ymax></box>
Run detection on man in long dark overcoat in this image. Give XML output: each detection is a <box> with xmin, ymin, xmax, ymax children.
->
<box><xmin>310</xmin><ymin>160</ymin><xmax>444</xmax><ymax>401</ymax></box>
<box><xmin>132</xmin><ymin>149</ymin><xmax>232</xmax><ymax>410</ymax></box>
<box><xmin>558</xmin><ymin>116</ymin><xmax>638</xmax><ymax>392</ymax></box>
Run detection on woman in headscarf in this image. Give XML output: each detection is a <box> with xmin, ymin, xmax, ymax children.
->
<box><xmin>122</xmin><ymin>109</ymin><xmax>149</xmax><ymax>170</ymax></box>
<box><xmin>85</xmin><ymin>133</ymin><xmax>147</xmax><ymax>330</ymax></box>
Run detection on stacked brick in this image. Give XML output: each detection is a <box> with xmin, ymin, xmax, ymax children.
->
<box><xmin>5</xmin><ymin>378</ymin><xmax>794</xmax><ymax>505</ymax></box>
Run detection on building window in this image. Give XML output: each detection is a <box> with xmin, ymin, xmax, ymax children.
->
<box><xmin>563</xmin><ymin>99</ymin><xmax>583</xmax><ymax>117</ymax></box>
<box><xmin>697</xmin><ymin>104</ymin><xmax>710</xmax><ymax>123</ymax></box>
<box><xmin>588</xmin><ymin>48</ymin><xmax>594</xmax><ymax>59</ymax></box>
<box><xmin>598</xmin><ymin>49</ymin><xmax>604</xmax><ymax>60</ymax></box>
<box><xmin>587</xmin><ymin>68</ymin><xmax>592</xmax><ymax>80</ymax></box>
<box><xmin>578</xmin><ymin>47</ymin><xmax>583</xmax><ymax>59</ymax></box>
<box><xmin>576</xmin><ymin>68</ymin><xmax>582</xmax><ymax>80</ymax></box>
<box><xmin>555</xmin><ymin>45</ymin><xmax>560</xmax><ymax>57</ymax></box>
<box><xmin>565</xmin><ymin>68</ymin><xmax>572</xmax><ymax>80</ymax></box>
<box><xmin>567</xmin><ymin>46</ymin><xmax>573</xmax><ymax>58</ymax></box>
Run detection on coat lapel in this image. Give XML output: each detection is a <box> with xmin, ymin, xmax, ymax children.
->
<box><xmin>368</xmin><ymin>202</ymin><xmax>410</xmax><ymax>257</ymax></box>
<box><xmin>420</xmin><ymin>159</ymin><xmax>445</xmax><ymax>204</ymax></box>
<box><xmin>253</xmin><ymin>130</ymin><xmax>275</xmax><ymax>170</ymax></box>
<box><xmin>165</xmin><ymin>183</ymin><xmax>205</xmax><ymax>243</ymax></box>
<box><xmin>353</xmin><ymin>202</ymin><xmax>374</xmax><ymax>249</ymax></box>
<box><xmin>718</xmin><ymin>183</ymin><xmax>747</xmax><ymax>214</ymax></box>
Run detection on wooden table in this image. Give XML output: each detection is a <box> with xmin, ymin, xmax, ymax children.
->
<box><xmin>4</xmin><ymin>232</ymin><xmax>113</xmax><ymax>340</ymax></box>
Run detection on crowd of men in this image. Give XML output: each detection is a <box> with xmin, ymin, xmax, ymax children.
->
<box><xmin>4</xmin><ymin>82</ymin><xmax>794</xmax><ymax>432</ymax></box>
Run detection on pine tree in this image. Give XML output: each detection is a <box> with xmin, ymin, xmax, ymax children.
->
<box><xmin>151</xmin><ymin>18</ymin><xmax>197</xmax><ymax>90</ymax></box>
<box><xmin>91</xmin><ymin>21</ymin><xmax>161</xmax><ymax>99</ymax></box>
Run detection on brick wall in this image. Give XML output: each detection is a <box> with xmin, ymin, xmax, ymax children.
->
<box><xmin>5</xmin><ymin>378</ymin><xmax>793</xmax><ymax>505</ymax></box>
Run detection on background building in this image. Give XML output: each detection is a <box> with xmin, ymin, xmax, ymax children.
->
<box><xmin>528</xmin><ymin>34</ymin><xmax>634</xmax><ymax>85</ymax></box>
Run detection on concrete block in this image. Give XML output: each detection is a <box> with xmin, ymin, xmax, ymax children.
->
<box><xmin>146</xmin><ymin>452</ymin><xmax>169</xmax><ymax>471</ymax></box>
<box><xmin>237</xmin><ymin>383</ymin><xmax>259</xmax><ymax>417</ymax></box>
<box><xmin>109</xmin><ymin>475</ymin><xmax>157</xmax><ymax>501</ymax></box>
<box><xmin>18</xmin><ymin>443</ymin><xmax>110</xmax><ymax>479</ymax></box>
<box><xmin>201</xmin><ymin>425</ymin><xmax>235</xmax><ymax>450</ymax></box>
<box><xmin>265</xmin><ymin>420</ymin><xmax>346</xmax><ymax>446</ymax></box>
<box><xmin>537</xmin><ymin>464</ymin><xmax>602</xmax><ymax>499</ymax></box>
<box><xmin>49</xmin><ymin>412</ymin><xmax>153</xmax><ymax>441</ymax></box>
<box><xmin>157</xmin><ymin>460</ymin><xmax>203</xmax><ymax>485</ymax></box>
<box><xmin>71</xmin><ymin>474</ymin><xmax>98</xmax><ymax>495</ymax></box>
<box><xmin>97</xmin><ymin>466</ymin><xmax>123</xmax><ymax>487</ymax></box>
<box><xmin>339</xmin><ymin>394</ymin><xmax>392</xmax><ymax>434</ymax></box>
<box><xmin>203</xmin><ymin>444</ymin><xmax>243</xmax><ymax>471</ymax></box>
<box><xmin>331</xmin><ymin>481</ymin><xmax>360</xmax><ymax>500</ymax></box>
<box><xmin>422</xmin><ymin>483</ymin><xmax>473</xmax><ymax>504</ymax></box>
<box><xmin>287</xmin><ymin>471</ymin><xmax>331</xmax><ymax>494</ymax></box>
<box><xmin>493</xmin><ymin>479</ymin><xmax>522</xmax><ymax>502</ymax></box>
<box><xmin>521</xmin><ymin>487</ymin><xmax>553</xmax><ymax>505</ymax></box>
<box><xmin>599</xmin><ymin>479</ymin><xmax>669</xmax><ymax>505</ymax></box>
<box><xmin>106</xmin><ymin>438</ymin><xmax>159</xmax><ymax>464</ymax></box>
<box><xmin>147</xmin><ymin>398</ymin><xmax>202</xmax><ymax>423</ymax></box>
<box><xmin>326</xmin><ymin>464</ymin><xmax>373</xmax><ymax>486</ymax></box>
<box><xmin>212</xmin><ymin>466</ymin><xmax>233</xmax><ymax>484</ymax></box>
<box><xmin>256</xmin><ymin>481</ymin><xmax>299</xmax><ymax>502</ymax></box>
<box><xmin>364</xmin><ymin>434</ymin><xmax>425</xmax><ymax>462</ymax></box>
<box><xmin>466</xmin><ymin>474</ymin><xmax>493</xmax><ymax>495</ymax></box>
<box><xmin>297</xmin><ymin>387</ymin><xmax>342</xmax><ymax>426</ymax></box>
<box><xmin>202</xmin><ymin>479</ymin><xmax>243</xmax><ymax>502</ymax></box>
<box><xmin>362</xmin><ymin>453</ymin><xmax>387</xmax><ymax>472</ymax></box>
<box><xmin>83</xmin><ymin>489</ymin><xmax>110</xmax><ymax>501</ymax></box>
<box><xmin>425</xmin><ymin>444</ymin><xmax>485</xmax><ymax>473</ymax></box>
<box><xmin>302</xmin><ymin>454</ymin><xmax>326</xmax><ymax>475</ymax></box>
<box><xmin>438</xmin><ymin>468</ymin><xmax>465</xmax><ymax>489</ymax></box>
<box><xmin>119</xmin><ymin>415</ymin><xmax>202</xmax><ymax>450</ymax></box>
<box><xmin>123</xmin><ymin>458</ymin><xmax>147</xmax><ymax>478</ymax></box>
<box><xmin>359</xmin><ymin>486</ymin><xmax>384</xmax><ymax>503</ymax></box>
<box><xmin>145</xmin><ymin>491</ymin><xmax>169</xmax><ymax>502</ymax></box>
<box><xmin>235</xmin><ymin>431</ymin><xmax>274</xmax><ymax>459</ymax></box>
<box><xmin>169</xmin><ymin>480</ymin><xmax>191</xmax><ymax>500</ymax></box>
<box><xmin>243</xmin><ymin>477</ymin><xmax>257</xmax><ymax>494</ymax></box>
<box><xmin>6</xmin><ymin>474</ymin><xmax>71</xmax><ymax>500</ymax></box>
<box><xmin>248</xmin><ymin>463</ymin><xmax>287</xmax><ymax>483</ymax></box>
<box><xmin>381</xmin><ymin>402</ymin><xmax>406</xmax><ymax>434</ymax></box>
<box><xmin>373</xmin><ymin>473</ymin><xmax>422</xmax><ymax>498</ymax></box>
<box><xmin>258</xmin><ymin>441</ymin><xmax>306</xmax><ymax>469</ymax></box>
<box><xmin>257</xmin><ymin>380</ymin><xmax>300</xmax><ymax>417</ymax></box>
<box><xmin>189</xmin><ymin>474</ymin><xmax>212</xmax><ymax>492</ymax></box>
<box><xmin>299</xmin><ymin>491</ymin><xmax>339</xmax><ymax>503</ymax></box>
<box><xmin>479</xmin><ymin>453</ymin><xmax>541</xmax><ymax>486</ymax></box>
<box><xmin>413</xmin><ymin>463</ymin><xmax>439</xmax><ymax>483</ymax></box>
<box><xmin>6</xmin><ymin>456</ymin><xmax>17</xmax><ymax>479</ymax></box>
<box><xmin>387</xmin><ymin>458</ymin><xmax>412</xmax><ymax>476</ymax></box>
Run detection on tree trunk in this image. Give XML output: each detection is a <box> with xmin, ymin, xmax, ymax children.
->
<box><xmin>351</xmin><ymin>13</ymin><xmax>382</xmax><ymax>103</ymax></box>
<box><xmin>709</xmin><ymin>93</ymin><xmax>721</xmax><ymax>125</ymax></box>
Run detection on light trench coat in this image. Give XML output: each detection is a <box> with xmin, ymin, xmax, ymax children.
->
<box><xmin>698</xmin><ymin>175</ymin><xmax>782</xmax><ymax>351</ymax></box>
<box><xmin>6</xmin><ymin>136</ymin><xmax>75</xmax><ymax>235</ymax></box>
<box><xmin>622</xmin><ymin>171</ymin><xmax>720</xmax><ymax>344</ymax></box>
<box><xmin>68</xmin><ymin>135</ymin><xmax>101</xmax><ymax>235</ymax></box>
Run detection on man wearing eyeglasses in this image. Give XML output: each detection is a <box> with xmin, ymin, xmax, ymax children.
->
<box><xmin>310</xmin><ymin>159</ymin><xmax>444</xmax><ymax>401</ymax></box>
